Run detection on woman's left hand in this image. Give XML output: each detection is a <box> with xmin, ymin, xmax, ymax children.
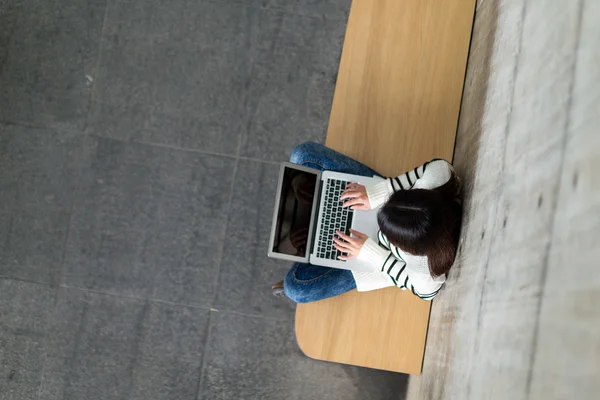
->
<box><xmin>333</xmin><ymin>229</ymin><xmax>368</xmax><ymax>260</ymax></box>
<box><xmin>340</xmin><ymin>183</ymin><xmax>371</xmax><ymax>210</ymax></box>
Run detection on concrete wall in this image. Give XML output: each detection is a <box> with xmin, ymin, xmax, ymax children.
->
<box><xmin>407</xmin><ymin>0</ymin><xmax>599</xmax><ymax>399</ymax></box>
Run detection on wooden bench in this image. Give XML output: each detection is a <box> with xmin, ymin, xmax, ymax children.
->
<box><xmin>295</xmin><ymin>0</ymin><xmax>476</xmax><ymax>374</ymax></box>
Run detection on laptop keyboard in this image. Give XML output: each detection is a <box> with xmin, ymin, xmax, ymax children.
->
<box><xmin>316</xmin><ymin>179</ymin><xmax>354</xmax><ymax>261</ymax></box>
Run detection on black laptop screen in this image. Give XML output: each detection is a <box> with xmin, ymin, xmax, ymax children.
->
<box><xmin>272</xmin><ymin>167</ymin><xmax>317</xmax><ymax>257</ymax></box>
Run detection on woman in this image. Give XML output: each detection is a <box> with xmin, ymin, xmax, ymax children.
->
<box><xmin>272</xmin><ymin>142</ymin><xmax>462</xmax><ymax>303</ymax></box>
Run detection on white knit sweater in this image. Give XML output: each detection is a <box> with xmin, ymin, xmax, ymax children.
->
<box><xmin>351</xmin><ymin>159</ymin><xmax>455</xmax><ymax>300</ymax></box>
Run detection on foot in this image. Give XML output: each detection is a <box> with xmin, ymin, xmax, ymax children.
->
<box><xmin>271</xmin><ymin>280</ymin><xmax>286</xmax><ymax>298</ymax></box>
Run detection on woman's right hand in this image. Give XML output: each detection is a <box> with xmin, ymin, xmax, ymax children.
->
<box><xmin>340</xmin><ymin>183</ymin><xmax>371</xmax><ymax>210</ymax></box>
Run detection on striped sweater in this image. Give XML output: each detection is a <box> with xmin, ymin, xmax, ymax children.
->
<box><xmin>351</xmin><ymin>159</ymin><xmax>455</xmax><ymax>300</ymax></box>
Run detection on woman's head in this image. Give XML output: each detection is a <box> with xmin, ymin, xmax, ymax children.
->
<box><xmin>377</xmin><ymin>176</ymin><xmax>462</xmax><ymax>277</ymax></box>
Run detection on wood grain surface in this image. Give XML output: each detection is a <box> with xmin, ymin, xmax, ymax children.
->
<box><xmin>295</xmin><ymin>0</ymin><xmax>476</xmax><ymax>374</ymax></box>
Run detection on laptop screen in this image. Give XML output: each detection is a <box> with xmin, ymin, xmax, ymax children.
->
<box><xmin>272</xmin><ymin>166</ymin><xmax>318</xmax><ymax>258</ymax></box>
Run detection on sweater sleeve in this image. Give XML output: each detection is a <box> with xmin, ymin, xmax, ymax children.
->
<box><xmin>357</xmin><ymin>237</ymin><xmax>444</xmax><ymax>300</ymax></box>
<box><xmin>410</xmin><ymin>283</ymin><xmax>443</xmax><ymax>301</ymax></box>
<box><xmin>364</xmin><ymin>159</ymin><xmax>454</xmax><ymax>209</ymax></box>
<box><xmin>357</xmin><ymin>238</ymin><xmax>409</xmax><ymax>287</ymax></box>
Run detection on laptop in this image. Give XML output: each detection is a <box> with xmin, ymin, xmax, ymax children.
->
<box><xmin>268</xmin><ymin>162</ymin><xmax>383</xmax><ymax>272</ymax></box>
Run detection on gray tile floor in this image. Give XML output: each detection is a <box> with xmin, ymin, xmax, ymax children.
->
<box><xmin>0</xmin><ymin>0</ymin><xmax>408</xmax><ymax>399</ymax></box>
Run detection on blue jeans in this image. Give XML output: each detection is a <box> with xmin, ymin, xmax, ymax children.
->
<box><xmin>284</xmin><ymin>142</ymin><xmax>382</xmax><ymax>303</ymax></box>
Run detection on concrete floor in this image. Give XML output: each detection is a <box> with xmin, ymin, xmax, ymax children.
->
<box><xmin>0</xmin><ymin>1</ymin><xmax>409</xmax><ymax>399</ymax></box>
<box><xmin>407</xmin><ymin>0</ymin><xmax>599</xmax><ymax>399</ymax></box>
<box><xmin>3</xmin><ymin>0</ymin><xmax>599</xmax><ymax>399</ymax></box>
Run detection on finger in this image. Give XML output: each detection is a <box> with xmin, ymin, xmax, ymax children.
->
<box><xmin>333</xmin><ymin>238</ymin><xmax>346</xmax><ymax>246</ymax></box>
<box><xmin>333</xmin><ymin>238</ymin><xmax>355</xmax><ymax>251</ymax></box>
<box><xmin>336</xmin><ymin>230</ymin><xmax>353</xmax><ymax>240</ymax></box>
<box><xmin>333</xmin><ymin>239</ymin><xmax>354</xmax><ymax>251</ymax></box>
<box><xmin>343</xmin><ymin>197</ymin><xmax>363</xmax><ymax>206</ymax></box>
<box><xmin>341</xmin><ymin>196</ymin><xmax>359</xmax><ymax>206</ymax></box>
<box><xmin>338</xmin><ymin>253</ymin><xmax>356</xmax><ymax>261</ymax></box>
<box><xmin>336</xmin><ymin>250</ymin><xmax>354</xmax><ymax>260</ymax></box>
<box><xmin>333</xmin><ymin>236</ymin><xmax>348</xmax><ymax>245</ymax></box>
<box><xmin>349</xmin><ymin>229</ymin><xmax>365</xmax><ymax>238</ymax></box>
<box><xmin>343</xmin><ymin>200</ymin><xmax>360</xmax><ymax>208</ymax></box>
<box><xmin>346</xmin><ymin>183</ymin><xmax>361</xmax><ymax>189</ymax></box>
<box><xmin>334</xmin><ymin>246</ymin><xmax>355</xmax><ymax>257</ymax></box>
<box><xmin>343</xmin><ymin>198</ymin><xmax>366</xmax><ymax>208</ymax></box>
<box><xmin>336</xmin><ymin>230</ymin><xmax>356</xmax><ymax>244</ymax></box>
<box><xmin>334</xmin><ymin>243</ymin><xmax>348</xmax><ymax>253</ymax></box>
<box><xmin>347</xmin><ymin>202</ymin><xmax>366</xmax><ymax>209</ymax></box>
<box><xmin>340</xmin><ymin>190</ymin><xmax>359</xmax><ymax>200</ymax></box>
<box><xmin>349</xmin><ymin>229</ymin><xmax>367</xmax><ymax>238</ymax></box>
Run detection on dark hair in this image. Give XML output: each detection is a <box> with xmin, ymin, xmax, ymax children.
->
<box><xmin>377</xmin><ymin>174</ymin><xmax>462</xmax><ymax>277</ymax></box>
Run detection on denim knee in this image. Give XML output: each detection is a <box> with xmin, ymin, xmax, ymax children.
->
<box><xmin>283</xmin><ymin>266</ymin><xmax>309</xmax><ymax>304</ymax></box>
<box><xmin>289</xmin><ymin>142</ymin><xmax>324</xmax><ymax>165</ymax></box>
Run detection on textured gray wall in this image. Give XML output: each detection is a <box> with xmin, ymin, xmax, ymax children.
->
<box><xmin>407</xmin><ymin>0</ymin><xmax>599</xmax><ymax>399</ymax></box>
